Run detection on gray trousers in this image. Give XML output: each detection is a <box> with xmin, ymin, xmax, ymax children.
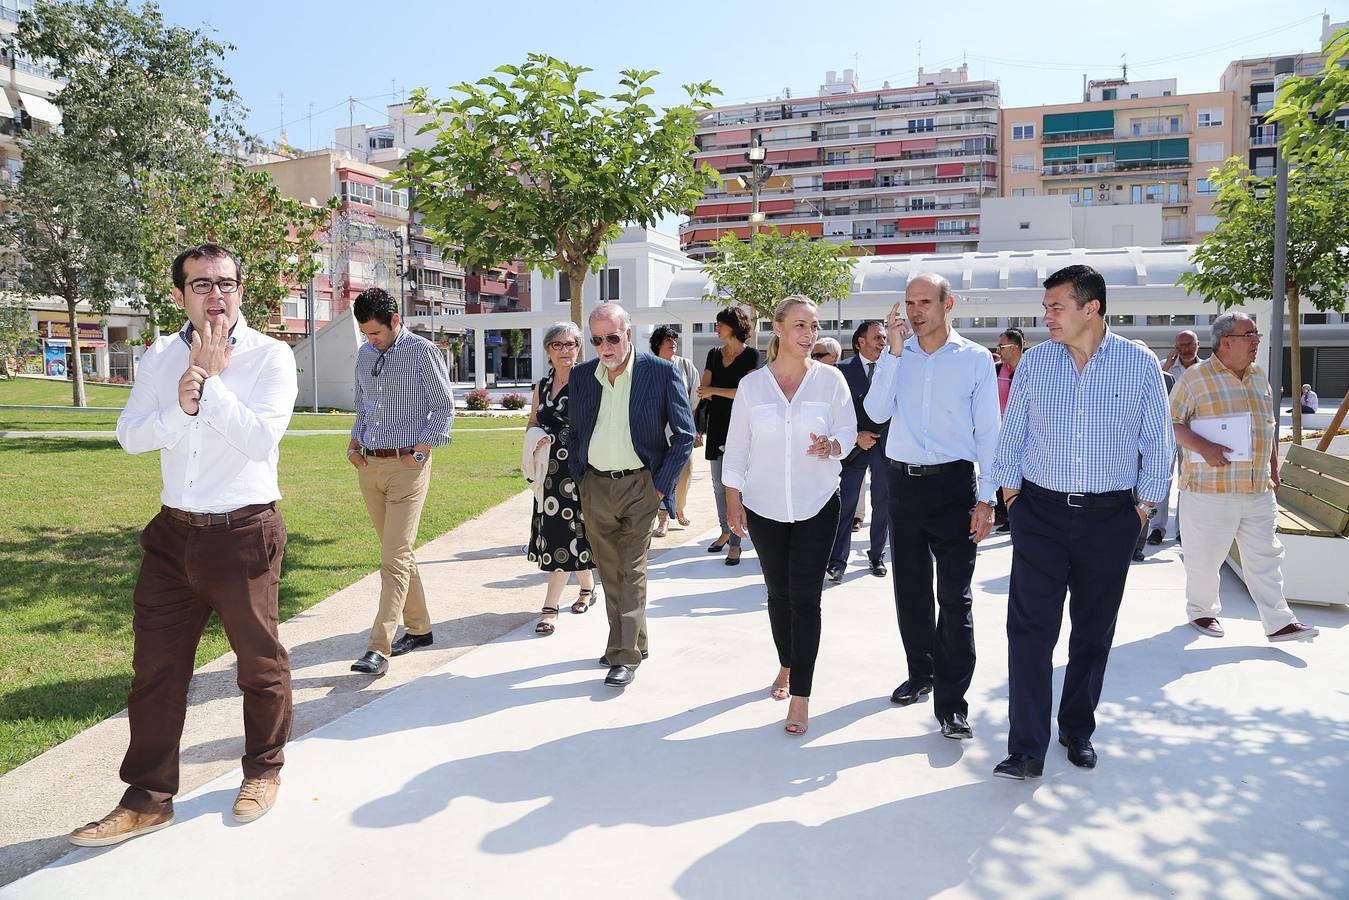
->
<box><xmin>709</xmin><ymin>457</ymin><xmax>742</xmax><ymax>547</ymax></box>
<box><xmin>580</xmin><ymin>469</ymin><xmax>660</xmax><ymax>667</ymax></box>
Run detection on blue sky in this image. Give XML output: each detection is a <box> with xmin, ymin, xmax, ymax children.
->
<box><xmin>158</xmin><ymin>0</ymin><xmax>1344</xmax><ymax>229</ymax></box>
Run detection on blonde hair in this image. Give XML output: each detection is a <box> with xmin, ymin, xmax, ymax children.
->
<box><xmin>766</xmin><ymin>294</ymin><xmax>818</xmax><ymax>362</ymax></box>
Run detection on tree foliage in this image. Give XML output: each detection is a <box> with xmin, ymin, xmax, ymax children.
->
<box><xmin>1268</xmin><ymin>26</ymin><xmax>1349</xmax><ymax>164</ymax></box>
<box><xmin>700</xmin><ymin>227</ymin><xmax>857</xmax><ymax>323</ymax></box>
<box><xmin>1178</xmin><ymin>157</ymin><xmax>1349</xmax><ymax>441</ymax></box>
<box><xmin>0</xmin><ymin>292</ymin><xmax>33</xmax><ymax>377</ymax></box>
<box><xmin>398</xmin><ymin>54</ymin><xmax>720</xmax><ymax>330</ymax></box>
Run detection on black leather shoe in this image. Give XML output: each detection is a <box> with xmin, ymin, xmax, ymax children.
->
<box><xmin>604</xmin><ymin>664</ymin><xmax>635</xmax><ymax>687</ymax></box>
<box><xmin>1132</xmin><ymin>549</ymin><xmax>1146</xmax><ymax>562</ymax></box>
<box><xmin>389</xmin><ymin>631</ymin><xmax>433</xmax><ymax>657</ymax></box>
<box><xmin>597</xmin><ymin>650</ymin><xmax>649</xmax><ymax>666</ymax></box>
<box><xmin>890</xmin><ymin>680</ymin><xmax>932</xmax><ymax>706</ymax></box>
<box><xmin>1058</xmin><ymin>734</ymin><xmax>1097</xmax><ymax>769</ymax></box>
<box><xmin>940</xmin><ymin>712</ymin><xmax>973</xmax><ymax>740</ymax></box>
<box><xmin>869</xmin><ymin>558</ymin><xmax>887</xmax><ymax>577</ymax></box>
<box><xmin>825</xmin><ymin>564</ymin><xmax>844</xmax><ymax>583</ymax></box>
<box><xmin>350</xmin><ymin>651</ymin><xmax>388</xmax><ymax>676</ymax></box>
<box><xmin>993</xmin><ymin>753</ymin><xmax>1044</xmax><ymax>780</ymax></box>
<box><xmin>1147</xmin><ymin>528</ymin><xmax>1164</xmax><ymax>545</ymax></box>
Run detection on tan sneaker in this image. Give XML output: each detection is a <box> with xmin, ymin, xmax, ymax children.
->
<box><xmin>232</xmin><ymin>777</ymin><xmax>279</xmax><ymax>823</ymax></box>
<box><xmin>69</xmin><ymin>806</ymin><xmax>173</xmax><ymax>847</ymax></box>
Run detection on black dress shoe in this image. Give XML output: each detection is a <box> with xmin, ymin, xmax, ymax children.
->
<box><xmin>940</xmin><ymin>712</ymin><xmax>973</xmax><ymax>740</ymax></box>
<box><xmin>869</xmin><ymin>558</ymin><xmax>887</xmax><ymax>577</ymax></box>
<box><xmin>825</xmin><ymin>564</ymin><xmax>844</xmax><ymax>584</ymax></box>
<box><xmin>890</xmin><ymin>680</ymin><xmax>932</xmax><ymax>706</ymax></box>
<box><xmin>1147</xmin><ymin>528</ymin><xmax>1164</xmax><ymax>545</ymax></box>
<box><xmin>597</xmin><ymin>650</ymin><xmax>649</xmax><ymax>666</ymax></box>
<box><xmin>389</xmin><ymin>631</ymin><xmax>433</xmax><ymax>657</ymax></box>
<box><xmin>993</xmin><ymin>753</ymin><xmax>1044</xmax><ymax>780</ymax></box>
<box><xmin>604</xmin><ymin>664</ymin><xmax>635</xmax><ymax>687</ymax></box>
<box><xmin>1132</xmin><ymin>549</ymin><xmax>1146</xmax><ymax>562</ymax></box>
<box><xmin>350</xmin><ymin>651</ymin><xmax>388</xmax><ymax>676</ymax></box>
<box><xmin>1058</xmin><ymin>734</ymin><xmax>1097</xmax><ymax>769</ymax></box>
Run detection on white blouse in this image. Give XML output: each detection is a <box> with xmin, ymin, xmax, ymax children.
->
<box><xmin>721</xmin><ymin>362</ymin><xmax>858</xmax><ymax>523</ymax></box>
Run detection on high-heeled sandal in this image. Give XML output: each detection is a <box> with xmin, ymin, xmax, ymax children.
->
<box><xmin>535</xmin><ymin>607</ymin><xmax>559</xmax><ymax>635</ymax></box>
<box><xmin>707</xmin><ymin>535</ymin><xmax>730</xmax><ymax>553</ymax></box>
<box><xmin>570</xmin><ymin>589</ymin><xmax>594</xmax><ymax>614</ymax></box>
<box><xmin>676</xmin><ymin>512</ymin><xmax>690</xmax><ymax>526</ymax></box>
<box><xmin>725</xmin><ymin>546</ymin><xmax>742</xmax><ymax>566</ymax></box>
<box><xmin>770</xmin><ymin>682</ymin><xmax>790</xmax><ymax>701</ymax></box>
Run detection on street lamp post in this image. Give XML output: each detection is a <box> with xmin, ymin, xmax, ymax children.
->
<box><xmin>743</xmin><ymin>135</ymin><xmax>772</xmax><ymax>236</ymax></box>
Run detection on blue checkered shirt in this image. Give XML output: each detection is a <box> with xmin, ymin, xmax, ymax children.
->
<box><xmin>992</xmin><ymin>328</ymin><xmax>1173</xmax><ymax>503</ymax></box>
<box><xmin>351</xmin><ymin>327</ymin><xmax>454</xmax><ymax>450</ymax></box>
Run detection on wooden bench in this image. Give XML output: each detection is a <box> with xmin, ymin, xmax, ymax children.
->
<box><xmin>1227</xmin><ymin>444</ymin><xmax>1349</xmax><ymax>606</ymax></box>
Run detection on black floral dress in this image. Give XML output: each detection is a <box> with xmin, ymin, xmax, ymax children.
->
<box><xmin>528</xmin><ymin>370</ymin><xmax>594</xmax><ymax>573</ymax></box>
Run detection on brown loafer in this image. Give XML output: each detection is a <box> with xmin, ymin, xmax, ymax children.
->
<box><xmin>69</xmin><ymin>805</ymin><xmax>174</xmax><ymax>847</ymax></box>
<box><xmin>232</xmin><ymin>777</ymin><xmax>280</xmax><ymax>823</ymax></box>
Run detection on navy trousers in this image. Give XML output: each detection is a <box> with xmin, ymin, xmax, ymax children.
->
<box><xmin>887</xmin><ymin>461</ymin><xmax>978</xmax><ymax>722</ymax></box>
<box><xmin>828</xmin><ymin>445</ymin><xmax>891</xmax><ymax>569</ymax></box>
<box><xmin>1005</xmin><ymin>482</ymin><xmax>1139</xmax><ymax>760</ymax></box>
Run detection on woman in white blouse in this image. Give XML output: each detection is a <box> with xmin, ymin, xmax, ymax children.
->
<box><xmin>723</xmin><ymin>296</ymin><xmax>857</xmax><ymax>736</ymax></box>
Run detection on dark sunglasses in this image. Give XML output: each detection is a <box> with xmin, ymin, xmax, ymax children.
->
<box><xmin>371</xmin><ymin>350</ymin><xmax>389</xmax><ymax>377</ymax></box>
<box><xmin>589</xmin><ymin>333</ymin><xmax>624</xmax><ymax>347</ymax></box>
<box><xmin>811</xmin><ymin>351</ymin><xmax>830</xmax><ymax>360</ymax></box>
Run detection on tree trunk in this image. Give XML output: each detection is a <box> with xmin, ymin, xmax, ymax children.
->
<box><xmin>66</xmin><ymin>297</ymin><xmax>87</xmax><ymax>409</ymax></box>
<box><xmin>1289</xmin><ymin>285</ymin><xmax>1302</xmax><ymax>445</ymax></box>
<box><xmin>566</xmin><ymin>270</ymin><xmax>586</xmax><ymax>353</ymax></box>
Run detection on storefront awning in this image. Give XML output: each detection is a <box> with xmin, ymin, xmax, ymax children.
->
<box><xmin>0</xmin><ymin>90</ymin><xmax>12</xmax><ymax>119</ymax></box>
<box><xmin>19</xmin><ymin>91</ymin><xmax>61</xmax><ymax>127</ymax></box>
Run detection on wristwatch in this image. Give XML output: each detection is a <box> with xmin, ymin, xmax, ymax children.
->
<box><xmin>1139</xmin><ymin>502</ymin><xmax>1158</xmax><ymax>520</ymax></box>
<box><xmin>412</xmin><ymin>450</ymin><xmax>428</xmax><ymax>464</ymax></box>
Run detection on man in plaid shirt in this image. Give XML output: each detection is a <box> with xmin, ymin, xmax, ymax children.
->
<box><xmin>1170</xmin><ymin>311</ymin><xmax>1317</xmax><ymax>643</ymax></box>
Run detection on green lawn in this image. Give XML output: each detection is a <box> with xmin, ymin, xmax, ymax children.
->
<box><xmin>0</xmin><ymin>408</ymin><xmax>524</xmax><ymax>432</ymax></box>
<box><xmin>0</xmin><ymin>430</ymin><xmax>527</xmax><ymax>774</ymax></box>
<box><xmin>0</xmin><ymin>377</ymin><xmax>135</xmax><ymax>407</ymax></box>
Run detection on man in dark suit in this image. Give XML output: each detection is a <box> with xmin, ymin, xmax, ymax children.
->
<box><xmin>826</xmin><ymin>320</ymin><xmax>891</xmax><ymax>582</ymax></box>
<box><xmin>568</xmin><ymin>302</ymin><xmax>695</xmax><ymax>687</ymax></box>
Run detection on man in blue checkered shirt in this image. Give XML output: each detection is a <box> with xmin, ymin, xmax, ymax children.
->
<box><xmin>991</xmin><ymin>264</ymin><xmax>1173</xmax><ymax>780</ymax></box>
<box><xmin>345</xmin><ymin>288</ymin><xmax>454</xmax><ymax>676</ymax></box>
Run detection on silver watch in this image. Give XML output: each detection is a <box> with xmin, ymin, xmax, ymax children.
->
<box><xmin>412</xmin><ymin>450</ymin><xmax>428</xmax><ymax>464</ymax></box>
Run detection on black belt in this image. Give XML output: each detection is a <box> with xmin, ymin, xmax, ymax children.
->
<box><xmin>362</xmin><ymin>446</ymin><xmax>414</xmax><ymax>459</ymax></box>
<box><xmin>587</xmin><ymin>465</ymin><xmax>646</xmax><ymax>480</ymax></box>
<box><xmin>888</xmin><ymin>459</ymin><xmax>971</xmax><ymax>477</ymax></box>
<box><xmin>162</xmin><ymin>502</ymin><xmax>275</xmax><ymax>527</ymax></box>
<box><xmin>1021</xmin><ymin>481</ymin><xmax>1133</xmax><ymax>509</ymax></box>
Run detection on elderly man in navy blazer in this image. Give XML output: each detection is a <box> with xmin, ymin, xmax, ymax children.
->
<box><xmin>826</xmin><ymin>319</ymin><xmax>891</xmax><ymax>582</ymax></box>
<box><xmin>568</xmin><ymin>302</ymin><xmax>696</xmax><ymax>687</ymax></box>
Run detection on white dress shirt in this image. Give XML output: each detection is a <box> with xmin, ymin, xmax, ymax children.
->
<box><xmin>721</xmin><ymin>362</ymin><xmax>857</xmax><ymax>522</ymax></box>
<box><xmin>863</xmin><ymin>328</ymin><xmax>1002</xmax><ymax>503</ymax></box>
<box><xmin>117</xmin><ymin>318</ymin><xmax>298</xmax><ymax>513</ymax></box>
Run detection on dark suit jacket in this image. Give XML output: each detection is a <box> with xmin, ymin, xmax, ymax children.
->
<box><xmin>839</xmin><ymin>353</ymin><xmax>890</xmax><ymax>463</ymax></box>
<box><xmin>567</xmin><ymin>351</ymin><xmax>696</xmax><ymax>497</ymax></box>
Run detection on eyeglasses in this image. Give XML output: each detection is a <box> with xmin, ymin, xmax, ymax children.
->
<box><xmin>371</xmin><ymin>350</ymin><xmax>389</xmax><ymax>377</ymax></box>
<box><xmin>996</xmin><ymin>343</ymin><xmax>1020</xmax><ymax>351</ymax></box>
<box><xmin>547</xmin><ymin>341</ymin><xmax>579</xmax><ymax>352</ymax></box>
<box><xmin>187</xmin><ymin>278</ymin><xmax>241</xmax><ymax>295</ymax></box>
<box><xmin>1228</xmin><ymin>331</ymin><xmax>1262</xmax><ymax>341</ymax></box>
<box><xmin>589</xmin><ymin>333</ymin><xmax>624</xmax><ymax>347</ymax></box>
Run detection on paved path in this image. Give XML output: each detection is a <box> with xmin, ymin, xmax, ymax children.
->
<box><xmin>4</xmin><ymin>472</ymin><xmax>1347</xmax><ymax>897</ymax></box>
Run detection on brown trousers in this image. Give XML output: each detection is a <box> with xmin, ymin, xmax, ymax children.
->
<box><xmin>580</xmin><ymin>469</ymin><xmax>660</xmax><ymax>667</ymax></box>
<box><xmin>357</xmin><ymin>455</ymin><xmax>433</xmax><ymax>655</ymax></box>
<box><xmin>119</xmin><ymin>506</ymin><xmax>291</xmax><ymax>814</ymax></box>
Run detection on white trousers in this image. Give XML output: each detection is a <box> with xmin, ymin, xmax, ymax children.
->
<box><xmin>1180</xmin><ymin>490</ymin><xmax>1297</xmax><ymax>634</ymax></box>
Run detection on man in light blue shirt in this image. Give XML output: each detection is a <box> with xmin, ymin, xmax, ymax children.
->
<box><xmin>864</xmin><ymin>273</ymin><xmax>1001</xmax><ymax>741</ymax></box>
<box><xmin>990</xmin><ymin>264</ymin><xmax>1172</xmax><ymax>781</ymax></box>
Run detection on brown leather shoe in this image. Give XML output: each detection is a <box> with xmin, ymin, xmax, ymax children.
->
<box><xmin>232</xmin><ymin>777</ymin><xmax>280</xmax><ymax>823</ymax></box>
<box><xmin>69</xmin><ymin>806</ymin><xmax>174</xmax><ymax>847</ymax></box>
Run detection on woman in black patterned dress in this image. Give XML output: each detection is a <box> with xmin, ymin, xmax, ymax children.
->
<box><xmin>527</xmin><ymin>321</ymin><xmax>596</xmax><ymax>636</ymax></box>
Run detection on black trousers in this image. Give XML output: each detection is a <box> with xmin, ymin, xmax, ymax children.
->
<box><xmin>828</xmin><ymin>444</ymin><xmax>890</xmax><ymax>569</ymax></box>
<box><xmin>746</xmin><ymin>493</ymin><xmax>840</xmax><ymax>698</ymax></box>
<box><xmin>1006</xmin><ymin>482</ymin><xmax>1139</xmax><ymax>760</ymax></box>
<box><xmin>887</xmin><ymin>461</ymin><xmax>978</xmax><ymax>721</ymax></box>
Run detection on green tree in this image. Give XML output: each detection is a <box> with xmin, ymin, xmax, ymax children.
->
<box><xmin>700</xmin><ymin>227</ymin><xmax>858</xmax><ymax>342</ymax></box>
<box><xmin>1178</xmin><ymin>157</ymin><xmax>1349</xmax><ymax>443</ymax></box>
<box><xmin>505</xmin><ymin>328</ymin><xmax>525</xmax><ymax>380</ymax></box>
<box><xmin>6</xmin><ymin>0</ymin><xmax>326</xmax><ymax>406</ymax></box>
<box><xmin>0</xmin><ymin>292</ymin><xmax>33</xmax><ymax>378</ymax></box>
<box><xmin>397</xmin><ymin>54</ymin><xmax>719</xmax><ymax>333</ymax></box>
<box><xmin>1267</xmin><ymin>26</ymin><xmax>1349</xmax><ymax>164</ymax></box>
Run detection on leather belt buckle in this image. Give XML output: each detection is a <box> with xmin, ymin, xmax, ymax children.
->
<box><xmin>1066</xmin><ymin>493</ymin><xmax>1087</xmax><ymax>508</ymax></box>
<box><xmin>906</xmin><ymin>464</ymin><xmax>924</xmax><ymax>477</ymax></box>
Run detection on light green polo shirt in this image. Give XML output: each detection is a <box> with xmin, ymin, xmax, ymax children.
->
<box><xmin>590</xmin><ymin>352</ymin><xmax>643</xmax><ymax>471</ymax></box>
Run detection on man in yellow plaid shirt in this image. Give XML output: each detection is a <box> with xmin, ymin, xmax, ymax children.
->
<box><xmin>1170</xmin><ymin>312</ymin><xmax>1317</xmax><ymax>642</ymax></box>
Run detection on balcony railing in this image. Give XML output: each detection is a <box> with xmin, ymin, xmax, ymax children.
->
<box><xmin>1251</xmin><ymin>133</ymin><xmax>1278</xmax><ymax>146</ymax></box>
<box><xmin>1251</xmin><ymin>100</ymin><xmax>1274</xmax><ymax>115</ymax></box>
<box><xmin>1042</xmin><ymin>159</ymin><xmax>1189</xmax><ymax>176</ymax></box>
<box><xmin>1041</xmin><ymin>128</ymin><xmax>1116</xmax><ymax>144</ymax></box>
<box><xmin>697</xmin><ymin>91</ymin><xmax>998</xmax><ymax>130</ymax></box>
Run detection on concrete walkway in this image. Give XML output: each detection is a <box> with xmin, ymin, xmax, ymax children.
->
<box><xmin>4</xmin><ymin>462</ymin><xmax>1347</xmax><ymax>897</ymax></box>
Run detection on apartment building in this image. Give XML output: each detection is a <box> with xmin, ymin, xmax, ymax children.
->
<box><xmin>681</xmin><ymin>66</ymin><xmax>1000</xmax><ymax>259</ymax></box>
<box><xmin>1001</xmin><ymin>79</ymin><xmax>1236</xmax><ymax>246</ymax></box>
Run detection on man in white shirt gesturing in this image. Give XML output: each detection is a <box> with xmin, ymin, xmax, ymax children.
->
<box><xmin>70</xmin><ymin>244</ymin><xmax>297</xmax><ymax>848</ymax></box>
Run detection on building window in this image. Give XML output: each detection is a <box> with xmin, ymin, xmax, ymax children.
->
<box><xmin>1011</xmin><ymin>154</ymin><xmax>1035</xmax><ymax>173</ymax></box>
<box><xmin>599</xmin><ymin>267</ymin><xmax>620</xmax><ymax>302</ymax></box>
<box><xmin>1198</xmin><ymin>109</ymin><xmax>1224</xmax><ymax>127</ymax></box>
<box><xmin>1167</xmin><ymin>183</ymin><xmax>1181</xmax><ymax>203</ymax></box>
<box><xmin>908</xmin><ymin>117</ymin><xmax>935</xmax><ymax>133</ymax></box>
<box><xmin>1196</xmin><ymin>178</ymin><xmax>1216</xmax><ymax>195</ymax></box>
<box><xmin>1103</xmin><ymin>89</ymin><xmax>1117</xmax><ymax>100</ymax></box>
<box><xmin>1107</xmin><ymin>315</ymin><xmax>1135</xmax><ymax>326</ymax></box>
<box><xmin>1196</xmin><ymin>142</ymin><xmax>1224</xmax><ymax>162</ymax></box>
<box><xmin>1011</xmin><ymin>187</ymin><xmax>1035</xmax><ymax>197</ymax></box>
<box><xmin>1131</xmin><ymin>185</ymin><xmax>1143</xmax><ymax>204</ymax></box>
<box><xmin>1145</xmin><ymin>184</ymin><xmax>1163</xmax><ymax>203</ymax></box>
<box><xmin>968</xmin><ymin>317</ymin><xmax>998</xmax><ymax>328</ymax></box>
<box><xmin>1012</xmin><ymin>123</ymin><xmax>1035</xmax><ymax>140</ymax></box>
<box><xmin>559</xmin><ymin>278</ymin><xmax>570</xmax><ymax>303</ymax></box>
<box><xmin>1008</xmin><ymin>317</ymin><xmax>1037</xmax><ymax>328</ymax></box>
<box><xmin>340</xmin><ymin>180</ymin><xmax>375</xmax><ymax>205</ymax></box>
<box><xmin>1081</xmin><ymin>187</ymin><xmax>1094</xmax><ymax>206</ymax></box>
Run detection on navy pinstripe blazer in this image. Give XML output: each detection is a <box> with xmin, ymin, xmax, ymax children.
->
<box><xmin>567</xmin><ymin>351</ymin><xmax>696</xmax><ymax>497</ymax></box>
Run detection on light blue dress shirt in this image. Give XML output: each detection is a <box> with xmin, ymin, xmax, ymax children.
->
<box><xmin>863</xmin><ymin>328</ymin><xmax>1002</xmax><ymax>503</ymax></box>
<box><xmin>991</xmin><ymin>328</ymin><xmax>1174</xmax><ymax>503</ymax></box>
